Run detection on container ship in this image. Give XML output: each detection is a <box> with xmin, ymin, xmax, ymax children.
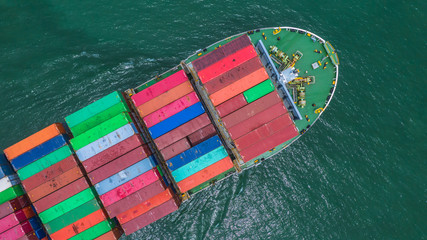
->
<box><xmin>0</xmin><ymin>27</ymin><xmax>339</xmax><ymax>239</ymax></box>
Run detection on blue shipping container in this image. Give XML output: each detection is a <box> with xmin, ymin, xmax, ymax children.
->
<box><xmin>172</xmin><ymin>146</ymin><xmax>228</xmax><ymax>182</ymax></box>
<box><xmin>0</xmin><ymin>154</ymin><xmax>14</xmax><ymax>178</ymax></box>
<box><xmin>167</xmin><ymin>135</ymin><xmax>221</xmax><ymax>171</ymax></box>
<box><xmin>76</xmin><ymin>123</ymin><xmax>138</xmax><ymax>161</ymax></box>
<box><xmin>148</xmin><ymin>102</ymin><xmax>205</xmax><ymax>139</ymax></box>
<box><xmin>11</xmin><ymin>134</ymin><xmax>69</xmax><ymax>171</ymax></box>
<box><xmin>28</xmin><ymin>216</ymin><xmax>46</xmax><ymax>239</ymax></box>
<box><xmin>94</xmin><ymin>156</ymin><xmax>156</xmax><ymax>195</ymax></box>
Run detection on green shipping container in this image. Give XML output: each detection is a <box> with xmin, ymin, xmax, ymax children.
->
<box><xmin>172</xmin><ymin>146</ymin><xmax>228</xmax><ymax>182</ymax></box>
<box><xmin>65</xmin><ymin>91</ymin><xmax>126</xmax><ymax>128</ymax></box>
<box><xmin>17</xmin><ymin>145</ymin><xmax>73</xmax><ymax>180</ymax></box>
<box><xmin>70</xmin><ymin>112</ymin><xmax>132</xmax><ymax>151</ymax></box>
<box><xmin>69</xmin><ymin>219</ymin><xmax>116</xmax><ymax>240</ymax></box>
<box><xmin>243</xmin><ymin>79</ymin><xmax>275</xmax><ymax>103</ymax></box>
<box><xmin>44</xmin><ymin>198</ymin><xmax>102</xmax><ymax>234</ymax></box>
<box><xmin>0</xmin><ymin>185</ymin><xmax>25</xmax><ymax>205</ymax></box>
<box><xmin>39</xmin><ymin>187</ymin><xmax>96</xmax><ymax>223</ymax></box>
<box><xmin>70</xmin><ymin>101</ymin><xmax>130</xmax><ymax>137</ymax></box>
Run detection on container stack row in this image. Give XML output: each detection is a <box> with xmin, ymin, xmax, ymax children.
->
<box><xmin>3</xmin><ymin>123</ymin><xmax>117</xmax><ymax>240</ymax></box>
<box><xmin>192</xmin><ymin>34</ymin><xmax>299</xmax><ymax>163</ymax></box>
<box><xmin>2</xmin><ymin>147</ymin><xmax>55</xmax><ymax>239</ymax></box>
<box><xmin>66</xmin><ymin>91</ymin><xmax>179</xmax><ymax>236</ymax></box>
<box><xmin>131</xmin><ymin>70</ymin><xmax>234</xmax><ymax>194</ymax></box>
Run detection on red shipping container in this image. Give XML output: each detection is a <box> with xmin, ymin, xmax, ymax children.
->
<box><xmin>0</xmin><ymin>206</ymin><xmax>34</xmax><ymax>233</ymax></box>
<box><xmin>105</xmin><ymin>180</ymin><xmax>166</xmax><ymax>218</ymax></box>
<box><xmin>221</xmin><ymin>92</ymin><xmax>282</xmax><ymax>128</ymax></box>
<box><xmin>234</xmin><ymin>114</ymin><xmax>293</xmax><ymax>150</ymax></box>
<box><xmin>50</xmin><ymin>209</ymin><xmax>107</xmax><ymax>240</ymax></box>
<box><xmin>228</xmin><ymin>102</ymin><xmax>289</xmax><ymax>140</ymax></box>
<box><xmin>177</xmin><ymin>157</ymin><xmax>234</xmax><ymax>193</ymax></box>
<box><xmin>197</xmin><ymin>45</ymin><xmax>258</xmax><ymax>83</ymax></box>
<box><xmin>121</xmin><ymin>198</ymin><xmax>179</xmax><ymax>235</ymax></box>
<box><xmin>0</xmin><ymin>220</ymin><xmax>33</xmax><ymax>239</ymax></box>
<box><xmin>154</xmin><ymin>113</ymin><xmax>211</xmax><ymax>150</ymax></box>
<box><xmin>209</xmin><ymin>68</ymin><xmax>269</xmax><ymax>106</ymax></box>
<box><xmin>160</xmin><ymin>138</ymin><xmax>191</xmax><ymax>161</ymax></box>
<box><xmin>143</xmin><ymin>91</ymin><xmax>199</xmax><ymax>128</ymax></box>
<box><xmin>116</xmin><ymin>188</ymin><xmax>174</xmax><ymax>224</ymax></box>
<box><xmin>83</xmin><ymin>134</ymin><xmax>145</xmax><ymax>173</ymax></box>
<box><xmin>187</xmin><ymin>124</ymin><xmax>217</xmax><ymax>146</ymax></box>
<box><xmin>88</xmin><ymin>146</ymin><xmax>150</xmax><ymax>185</ymax></box>
<box><xmin>94</xmin><ymin>227</ymin><xmax>123</xmax><ymax>240</ymax></box>
<box><xmin>239</xmin><ymin>124</ymin><xmax>299</xmax><ymax>162</ymax></box>
<box><xmin>0</xmin><ymin>195</ymin><xmax>30</xmax><ymax>219</ymax></box>
<box><xmin>21</xmin><ymin>155</ymin><xmax>78</xmax><ymax>192</ymax></box>
<box><xmin>100</xmin><ymin>168</ymin><xmax>161</xmax><ymax>207</ymax></box>
<box><xmin>192</xmin><ymin>34</ymin><xmax>252</xmax><ymax>72</ymax></box>
<box><xmin>215</xmin><ymin>94</ymin><xmax>247</xmax><ymax>118</ymax></box>
<box><xmin>204</xmin><ymin>57</ymin><xmax>262</xmax><ymax>94</ymax></box>
<box><xmin>131</xmin><ymin>70</ymin><xmax>188</xmax><ymax>107</ymax></box>
<box><xmin>137</xmin><ymin>81</ymin><xmax>194</xmax><ymax>118</ymax></box>
<box><xmin>33</xmin><ymin>177</ymin><xmax>89</xmax><ymax>213</ymax></box>
<box><xmin>27</xmin><ymin>166</ymin><xmax>84</xmax><ymax>202</ymax></box>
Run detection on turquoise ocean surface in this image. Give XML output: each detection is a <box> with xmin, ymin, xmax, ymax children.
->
<box><xmin>0</xmin><ymin>1</ymin><xmax>425</xmax><ymax>239</ymax></box>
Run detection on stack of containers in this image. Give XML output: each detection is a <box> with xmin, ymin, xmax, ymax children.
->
<box><xmin>0</xmin><ymin>154</ymin><xmax>47</xmax><ymax>239</ymax></box>
<box><xmin>131</xmin><ymin>70</ymin><xmax>234</xmax><ymax>195</ymax></box>
<box><xmin>3</xmin><ymin>123</ymin><xmax>115</xmax><ymax>240</ymax></box>
<box><xmin>66</xmin><ymin>91</ymin><xmax>177</xmax><ymax>236</ymax></box>
<box><xmin>192</xmin><ymin>34</ymin><xmax>299</xmax><ymax>162</ymax></box>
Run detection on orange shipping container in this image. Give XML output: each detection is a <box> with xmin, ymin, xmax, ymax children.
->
<box><xmin>49</xmin><ymin>209</ymin><xmax>107</xmax><ymax>240</ymax></box>
<box><xmin>116</xmin><ymin>188</ymin><xmax>174</xmax><ymax>224</ymax></box>
<box><xmin>137</xmin><ymin>81</ymin><xmax>194</xmax><ymax>117</ymax></box>
<box><xmin>4</xmin><ymin>123</ymin><xmax>66</xmax><ymax>160</ymax></box>
<box><xmin>177</xmin><ymin>157</ymin><xmax>234</xmax><ymax>193</ymax></box>
<box><xmin>210</xmin><ymin>68</ymin><xmax>269</xmax><ymax>106</ymax></box>
<box><xmin>27</xmin><ymin>166</ymin><xmax>84</xmax><ymax>202</ymax></box>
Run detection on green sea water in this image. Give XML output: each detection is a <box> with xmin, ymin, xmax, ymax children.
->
<box><xmin>0</xmin><ymin>1</ymin><xmax>425</xmax><ymax>239</ymax></box>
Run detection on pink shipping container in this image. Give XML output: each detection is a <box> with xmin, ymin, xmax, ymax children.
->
<box><xmin>160</xmin><ymin>138</ymin><xmax>191</xmax><ymax>161</ymax></box>
<box><xmin>0</xmin><ymin>207</ymin><xmax>33</xmax><ymax>233</ymax></box>
<box><xmin>234</xmin><ymin>114</ymin><xmax>293</xmax><ymax>150</ymax></box>
<box><xmin>100</xmin><ymin>168</ymin><xmax>161</xmax><ymax>207</ymax></box>
<box><xmin>215</xmin><ymin>93</ymin><xmax>247</xmax><ymax>118</ymax></box>
<box><xmin>154</xmin><ymin>113</ymin><xmax>211</xmax><ymax>150</ymax></box>
<box><xmin>222</xmin><ymin>92</ymin><xmax>282</xmax><ymax>128</ymax></box>
<box><xmin>88</xmin><ymin>146</ymin><xmax>150</xmax><ymax>184</ymax></box>
<box><xmin>131</xmin><ymin>70</ymin><xmax>188</xmax><ymax>107</ymax></box>
<box><xmin>0</xmin><ymin>220</ymin><xmax>33</xmax><ymax>239</ymax></box>
<box><xmin>228</xmin><ymin>102</ymin><xmax>289</xmax><ymax>140</ymax></box>
<box><xmin>83</xmin><ymin>134</ymin><xmax>145</xmax><ymax>173</ymax></box>
<box><xmin>239</xmin><ymin>124</ymin><xmax>299</xmax><ymax>162</ymax></box>
<box><xmin>143</xmin><ymin>91</ymin><xmax>199</xmax><ymax>128</ymax></box>
<box><xmin>187</xmin><ymin>124</ymin><xmax>217</xmax><ymax>146</ymax></box>
<box><xmin>0</xmin><ymin>196</ymin><xmax>30</xmax><ymax>219</ymax></box>
<box><xmin>197</xmin><ymin>45</ymin><xmax>258</xmax><ymax>83</ymax></box>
